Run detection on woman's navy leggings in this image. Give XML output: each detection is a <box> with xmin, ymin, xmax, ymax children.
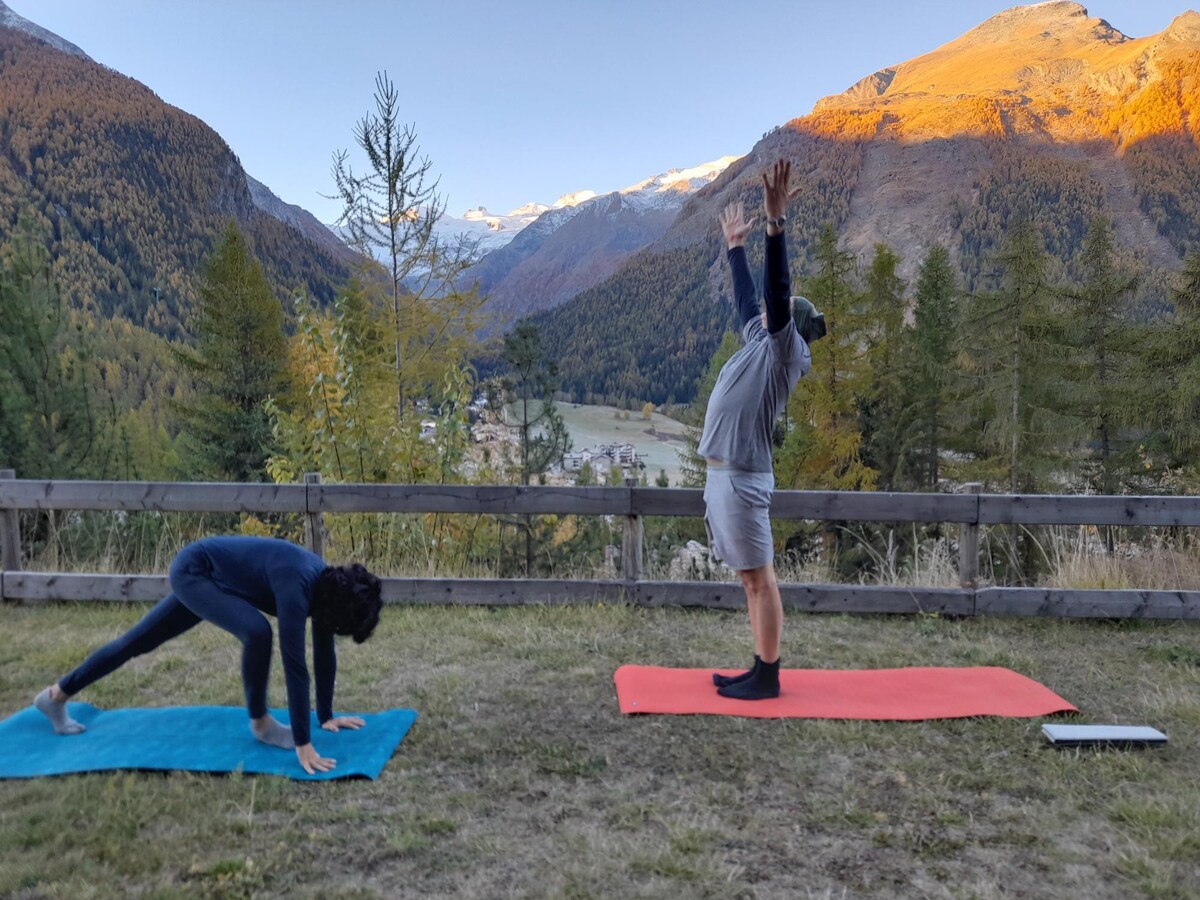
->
<box><xmin>58</xmin><ymin>544</ymin><xmax>275</xmax><ymax>719</ymax></box>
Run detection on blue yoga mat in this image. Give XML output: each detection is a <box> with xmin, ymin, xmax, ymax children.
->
<box><xmin>0</xmin><ymin>703</ymin><xmax>418</xmax><ymax>781</ymax></box>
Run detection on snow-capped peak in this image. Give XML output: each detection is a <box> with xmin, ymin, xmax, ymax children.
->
<box><xmin>552</xmin><ymin>190</ymin><xmax>599</xmax><ymax>209</ymax></box>
<box><xmin>416</xmin><ymin>155</ymin><xmax>739</xmax><ymax>258</ymax></box>
<box><xmin>612</xmin><ymin>155</ymin><xmax>741</xmax><ymax>212</ymax></box>
<box><xmin>0</xmin><ymin>1</ymin><xmax>91</xmax><ymax>60</ymax></box>
<box><xmin>510</xmin><ymin>201</ymin><xmax>552</xmax><ymax>217</ymax></box>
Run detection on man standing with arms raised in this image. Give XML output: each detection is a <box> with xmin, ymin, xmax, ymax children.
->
<box><xmin>699</xmin><ymin>159</ymin><xmax>817</xmax><ymax>700</ymax></box>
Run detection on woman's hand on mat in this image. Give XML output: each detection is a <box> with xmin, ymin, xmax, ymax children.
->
<box><xmin>718</xmin><ymin>201</ymin><xmax>755</xmax><ymax>249</ymax></box>
<box><xmin>296</xmin><ymin>742</ymin><xmax>336</xmax><ymax>774</ymax></box>
<box><xmin>321</xmin><ymin>716</ymin><xmax>365</xmax><ymax>733</ymax></box>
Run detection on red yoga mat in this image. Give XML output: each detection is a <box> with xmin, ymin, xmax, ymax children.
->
<box><xmin>613</xmin><ymin>665</ymin><xmax>1076</xmax><ymax>720</ymax></box>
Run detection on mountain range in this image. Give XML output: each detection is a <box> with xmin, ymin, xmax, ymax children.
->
<box><xmin>3</xmin><ymin>1</ymin><xmax>1200</xmax><ymax>412</ymax></box>
<box><xmin>335</xmin><ymin>156</ymin><xmax>737</xmax><ymax>332</ymax></box>
<box><xmin>530</xmin><ymin>1</ymin><xmax>1200</xmax><ymax>405</ymax></box>
<box><xmin>455</xmin><ymin>157</ymin><xmax>738</xmax><ymax>331</ymax></box>
<box><xmin>0</xmin><ymin>0</ymin><xmax>736</xmax><ymax>347</ymax></box>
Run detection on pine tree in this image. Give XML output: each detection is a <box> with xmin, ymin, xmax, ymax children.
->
<box><xmin>496</xmin><ymin>323</ymin><xmax>572</xmax><ymax>574</ymax></box>
<box><xmin>953</xmin><ymin>219</ymin><xmax>1076</xmax><ymax>581</ymax></box>
<box><xmin>176</xmin><ymin>222</ymin><xmax>286</xmax><ymax>482</ymax></box>
<box><xmin>0</xmin><ymin>229</ymin><xmax>112</xmax><ymax>478</ymax></box>
<box><xmin>1142</xmin><ymin>250</ymin><xmax>1200</xmax><ymax>472</ymax></box>
<box><xmin>953</xmin><ymin>219</ymin><xmax>1074</xmax><ymax>494</ymax></box>
<box><xmin>1061</xmin><ymin>218</ymin><xmax>1141</xmax><ymax>498</ymax></box>
<box><xmin>904</xmin><ymin>244</ymin><xmax>959</xmax><ymax>489</ymax></box>
<box><xmin>859</xmin><ymin>243</ymin><xmax>907</xmax><ymax>490</ymax></box>
<box><xmin>499</xmin><ymin>323</ymin><xmax>571</xmax><ymax>487</ymax></box>
<box><xmin>114</xmin><ymin>405</ymin><xmax>180</xmax><ymax>481</ymax></box>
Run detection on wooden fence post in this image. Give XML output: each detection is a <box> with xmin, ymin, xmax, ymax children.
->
<box><xmin>959</xmin><ymin>482</ymin><xmax>982</xmax><ymax>593</ymax></box>
<box><xmin>304</xmin><ymin>472</ymin><xmax>325</xmax><ymax>558</ymax></box>
<box><xmin>622</xmin><ymin>477</ymin><xmax>643</xmax><ymax>598</ymax></box>
<box><xmin>0</xmin><ymin>470</ymin><xmax>20</xmax><ymax>576</ymax></box>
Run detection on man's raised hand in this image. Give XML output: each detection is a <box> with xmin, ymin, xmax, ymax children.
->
<box><xmin>762</xmin><ymin>159</ymin><xmax>801</xmax><ymax>227</ymax></box>
<box><xmin>719</xmin><ymin>201</ymin><xmax>756</xmax><ymax>250</ymax></box>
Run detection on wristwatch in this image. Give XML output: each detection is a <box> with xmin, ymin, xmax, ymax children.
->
<box><xmin>767</xmin><ymin>215</ymin><xmax>787</xmax><ymax>228</ymax></box>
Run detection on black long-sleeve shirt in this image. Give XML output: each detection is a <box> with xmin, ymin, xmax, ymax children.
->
<box><xmin>698</xmin><ymin>230</ymin><xmax>811</xmax><ymax>472</ymax></box>
<box><xmin>730</xmin><ymin>231</ymin><xmax>792</xmax><ymax>334</ymax></box>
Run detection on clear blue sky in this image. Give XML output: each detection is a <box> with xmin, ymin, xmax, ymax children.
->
<box><xmin>9</xmin><ymin>1</ymin><xmax>1191</xmax><ymax>222</ymax></box>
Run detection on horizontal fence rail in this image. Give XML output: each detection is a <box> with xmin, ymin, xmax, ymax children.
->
<box><xmin>7</xmin><ymin>478</ymin><xmax>1200</xmax><ymax>525</ymax></box>
<box><xmin>2</xmin><ymin>472</ymin><xmax>1199</xmax><ymax>620</ymax></box>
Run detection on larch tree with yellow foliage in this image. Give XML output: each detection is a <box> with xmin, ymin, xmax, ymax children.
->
<box><xmin>330</xmin><ymin>71</ymin><xmax>483</xmax><ymax>428</ymax></box>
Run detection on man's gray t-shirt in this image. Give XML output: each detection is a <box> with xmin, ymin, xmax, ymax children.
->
<box><xmin>697</xmin><ymin>318</ymin><xmax>811</xmax><ymax>473</ymax></box>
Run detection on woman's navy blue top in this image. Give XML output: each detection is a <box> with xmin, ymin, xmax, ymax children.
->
<box><xmin>190</xmin><ymin>536</ymin><xmax>334</xmax><ymax>746</ymax></box>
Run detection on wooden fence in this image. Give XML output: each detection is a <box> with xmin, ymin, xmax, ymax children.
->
<box><xmin>2</xmin><ymin>470</ymin><xmax>1199</xmax><ymax>619</ymax></box>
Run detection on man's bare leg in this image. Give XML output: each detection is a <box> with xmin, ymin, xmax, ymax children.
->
<box><xmin>714</xmin><ymin>563</ymin><xmax>768</xmax><ymax>686</ymax></box>
<box><xmin>743</xmin><ymin>564</ymin><xmax>782</xmax><ymax>662</ymax></box>
<box><xmin>717</xmin><ymin>564</ymin><xmax>783</xmax><ymax>699</ymax></box>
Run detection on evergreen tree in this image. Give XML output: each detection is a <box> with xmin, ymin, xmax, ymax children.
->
<box><xmin>777</xmin><ymin>224</ymin><xmax>876</xmax><ymax>491</ymax></box>
<box><xmin>904</xmin><ymin>244</ymin><xmax>959</xmax><ymax>489</ymax></box>
<box><xmin>954</xmin><ymin>219</ymin><xmax>1077</xmax><ymax>581</ymax></box>
<box><xmin>0</xmin><ymin>229</ymin><xmax>113</xmax><ymax>478</ymax></box>
<box><xmin>859</xmin><ymin>243</ymin><xmax>907</xmax><ymax>490</ymax></box>
<box><xmin>499</xmin><ymin>323</ymin><xmax>571</xmax><ymax>486</ymax></box>
<box><xmin>1141</xmin><ymin>250</ymin><xmax>1200</xmax><ymax>473</ymax></box>
<box><xmin>496</xmin><ymin>323</ymin><xmax>571</xmax><ymax>574</ymax></box>
<box><xmin>1061</xmin><ymin>218</ymin><xmax>1141</xmax><ymax>498</ymax></box>
<box><xmin>113</xmin><ymin>405</ymin><xmax>181</xmax><ymax>481</ymax></box>
<box><xmin>176</xmin><ymin>222</ymin><xmax>286</xmax><ymax>482</ymax></box>
<box><xmin>953</xmin><ymin>219</ymin><xmax>1074</xmax><ymax>494</ymax></box>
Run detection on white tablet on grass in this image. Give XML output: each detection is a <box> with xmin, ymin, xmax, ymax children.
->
<box><xmin>1042</xmin><ymin>724</ymin><xmax>1167</xmax><ymax>747</ymax></box>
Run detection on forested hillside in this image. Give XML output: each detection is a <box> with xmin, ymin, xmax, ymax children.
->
<box><xmin>0</xmin><ymin>28</ymin><xmax>351</xmax><ymax>336</ymax></box>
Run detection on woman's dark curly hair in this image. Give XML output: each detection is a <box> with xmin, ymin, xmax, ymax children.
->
<box><xmin>312</xmin><ymin>564</ymin><xmax>382</xmax><ymax>644</ymax></box>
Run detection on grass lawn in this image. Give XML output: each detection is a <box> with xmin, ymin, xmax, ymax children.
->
<box><xmin>1</xmin><ymin>602</ymin><xmax>1199</xmax><ymax>899</ymax></box>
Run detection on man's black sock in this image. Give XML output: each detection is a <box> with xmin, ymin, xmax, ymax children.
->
<box><xmin>717</xmin><ymin>657</ymin><xmax>780</xmax><ymax>700</ymax></box>
<box><xmin>712</xmin><ymin>655</ymin><xmax>761</xmax><ymax>688</ymax></box>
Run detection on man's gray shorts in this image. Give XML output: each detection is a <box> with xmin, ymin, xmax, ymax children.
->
<box><xmin>703</xmin><ymin>466</ymin><xmax>775</xmax><ymax>571</ymax></box>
